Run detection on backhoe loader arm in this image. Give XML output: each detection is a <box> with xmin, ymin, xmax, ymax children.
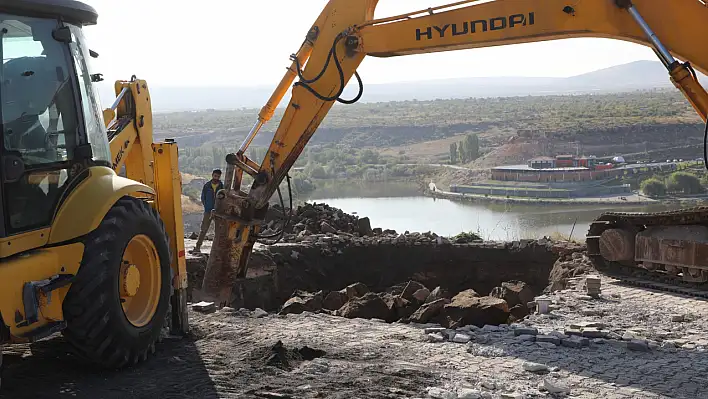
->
<box><xmin>201</xmin><ymin>0</ymin><xmax>708</xmax><ymax>304</ymax></box>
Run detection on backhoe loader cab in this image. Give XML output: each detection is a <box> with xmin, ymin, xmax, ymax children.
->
<box><xmin>0</xmin><ymin>0</ymin><xmax>189</xmax><ymax>387</ymax></box>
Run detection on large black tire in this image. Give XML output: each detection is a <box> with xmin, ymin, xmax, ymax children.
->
<box><xmin>62</xmin><ymin>196</ymin><xmax>172</xmax><ymax>369</ymax></box>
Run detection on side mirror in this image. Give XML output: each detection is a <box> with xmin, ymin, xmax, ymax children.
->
<box><xmin>89</xmin><ymin>49</ymin><xmax>99</xmax><ymax>58</ymax></box>
<box><xmin>3</xmin><ymin>153</ymin><xmax>25</xmax><ymax>183</ymax></box>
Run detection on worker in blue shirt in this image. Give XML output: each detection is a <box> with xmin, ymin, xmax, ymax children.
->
<box><xmin>192</xmin><ymin>169</ymin><xmax>224</xmax><ymax>253</ymax></box>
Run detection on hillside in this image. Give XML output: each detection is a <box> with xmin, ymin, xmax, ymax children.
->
<box><xmin>154</xmin><ymin>89</ymin><xmax>701</xmax><ymax>154</ymax></box>
<box><xmin>98</xmin><ymin>61</ymin><xmax>706</xmax><ymax>112</ymax></box>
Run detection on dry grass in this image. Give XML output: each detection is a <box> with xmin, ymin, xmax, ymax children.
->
<box><xmin>378</xmin><ymin>135</ymin><xmax>464</xmax><ymax>162</ymax></box>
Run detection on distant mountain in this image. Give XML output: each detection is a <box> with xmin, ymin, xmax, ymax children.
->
<box><xmin>96</xmin><ymin>61</ymin><xmax>706</xmax><ymax>112</ymax></box>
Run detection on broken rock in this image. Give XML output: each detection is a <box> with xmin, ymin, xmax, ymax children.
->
<box><xmin>426</xmin><ymin>387</ymin><xmax>456</xmax><ymax>399</ymax></box>
<box><xmin>490</xmin><ymin>281</ymin><xmax>535</xmax><ymax>309</ymax></box>
<box><xmin>280</xmin><ymin>291</ymin><xmax>324</xmax><ymax>315</ymax></box>
<box><xmin>425</xmin><ymin>286</ymin><xmax>451</xmax><ymax>304</ymax></box>
<box><xmin>344</xmin><ymin>282</ymin><xmax>370</xmax><ymax>299</ymax></box>
<box><xmin>523</xmin><ymin>362</ymin><xmax>549</xmax><ymax>373</ymax></box>
<box><xmin>439</xmin><ymin>295</ymin><xmax>510</xmax><ymax>328</ymax></box>
<box><xmin>413</xmin><ymin>288</ymin><xmax>432</xmax><ymax>303</ymax></box>
<box><xmin>400</xmin><ymin>280</ymin><xmax>428</xmax><ymax>303</ymax></box>
<box><xmin>323</xmin><ymin>290</ymin><xmax>349</xmax><ymax>311</ymax></box>
<box><xmin>320</xmin><ymin>221</ymin><xmax>337</xmax><ymax>234</ymax></box>
<box><xmin>192</xmin><ymin>301</ymin><xmax>216</xmax><ymax>313</ymax></box>
<box><xmin>457</xmin><ymin>388</ymin><xmax>482</xmax><ymax>399</ymax></box>
<box><xmin>357</xmin><ymin>217</ymin><xmax>373</xmax><ymax>236</ymax></box>
<box><xmin>380</xmin><ymin>293</ymin><xmax>414</xmax><ymax>321</ymax></box>
<box><xmin>409</xmin><ymin>298</ymin><xmax>450</xmax><ymax>324</ymax></box>
<box><xmin>543</xmin><ymin>378</ymin><xmax>571</xmax><ymax>394</ymax></box>
<box><xmin>337</xmin><ymin>292</ymin><xmax>390</xmax><ymax>320</ymax></box>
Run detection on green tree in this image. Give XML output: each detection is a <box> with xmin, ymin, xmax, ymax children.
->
<box><xmin>449</xmin><ymin>142</ymin><xmax>458</xmax><ymax>164</ymax></box>
<box><xmin>667</xmin><ymin>172</ymin><xmax>704</xmax><ymax>194</ymax></box>
<box><xmin>458</xmin><ymin>140</ymin><xmax>467</xmax><ymax>163</ymax></box>
<box><xmin>464</xmin><ymin>133</ymin><xmax>480</xmax><ymax>160</ymax></box>
<box><xmin>305</xmin><ymin>163</ymin><xmax>327</xmax><ymax>179</ymax></box>
<box><xmin>640</xmin><ymin>178</ymin><xmax>667</xmax><ymax>197</ymax></box>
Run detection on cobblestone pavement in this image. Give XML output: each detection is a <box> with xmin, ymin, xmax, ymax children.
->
<box><xmin>188</xmin><ymin>274</ymin><xmax>708</xmax><ymax>399</ymax></box>
<box><xmin>2</xmin><ymin>275</ymin><xmax>707</xmax><ymax>398</ymax></box>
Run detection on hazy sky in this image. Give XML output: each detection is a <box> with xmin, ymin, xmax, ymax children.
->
<box><xmin>82</xmin><ymin>0</ymin><xmax>658</xmax><ymax>87</ymax></box>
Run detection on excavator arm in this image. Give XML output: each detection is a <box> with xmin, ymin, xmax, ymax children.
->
<box><xmin>200</xmin><ymin>0</ymin><xmax>708</xmax><ymax>304</ymax></box>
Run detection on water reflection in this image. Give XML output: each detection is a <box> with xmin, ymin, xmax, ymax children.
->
<box><xmin>307</xmin><ymin>195</ymin><xmax>687</xmax><ymax>241</ymax></box>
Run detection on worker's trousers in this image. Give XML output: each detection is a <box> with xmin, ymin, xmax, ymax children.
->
<box><xmin>195</xmin><ymin>211</ymin><xmax>213</xmax><ymax>249</ymax></box>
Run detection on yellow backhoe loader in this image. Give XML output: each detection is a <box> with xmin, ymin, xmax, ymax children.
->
<box><xmin>0</xmin><ymin>0</ymin><xmax>189</xmax><ymax>387</ymax></box>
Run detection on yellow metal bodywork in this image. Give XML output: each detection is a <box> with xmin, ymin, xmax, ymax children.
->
<box><xmin>0</xmin><ymin>77</ymin><xmax>189</xmax><ymax>342</ymax></box>
<box><xmin>201</xmin><ymin>0</ymin><xmax>708</xmax><ymax>301</ymax></box>
<box><xmin>0</xmin><ymin>166</ymin><xmax>153</xmax><ymax>340</ymax></box>
<box><xmin>48</xmin><ymin>166</ymin><xmax>154</xmax><ymax>245</ymax></box>
<box><xmin>0</xmin><ymin>243</ymin><xmax>84</xmax><ymax>340</ymax></box>
<box><xmin>104</xmin><ymin>79</ymin><xmax>187</xmax><ymax>291</ymax></box>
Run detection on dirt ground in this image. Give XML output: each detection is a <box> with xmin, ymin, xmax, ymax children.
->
<box><xmin>3</xmin><ymin>272</ymin><xmax>708</xmax><ymax>399</ymax></box>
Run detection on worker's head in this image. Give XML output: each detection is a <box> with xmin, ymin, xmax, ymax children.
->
<box><xmin>211</xmin><ymin>169</ymin><xmax>222</xmax><ymax>182</ymax></box>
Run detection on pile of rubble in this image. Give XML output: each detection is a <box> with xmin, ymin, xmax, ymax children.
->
<box><xmin>278</xmin><ymin>279</ymin><xmax>540</xmax><ymax>327</ymax></box>
<box><xmin>262</xmin><ymin>202</ymin><xmax>382</xmax><ymax>238</ymax></box>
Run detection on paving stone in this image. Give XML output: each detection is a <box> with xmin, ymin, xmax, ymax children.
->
<box><xmin>581</xmin><ymin>328</ymin><xmax>607</xmax><ymax>338</ymax></box>
<box><xmin>427</xmin><ymin>332</ymin><xmax>445</xmax><ymax>343</ymax></box>
<box><xmin>453</xmin><ymin>333</ymin><xmax>472</xmax><ymax>343</ymax></box>
<box><xmin>570</xmin><ymin>321</ymin><xmax>606</xmax><ymax>329</ymax></box>
<box><xmin>457</xmin><ymin>388</ymin><xmax>482</xmax><ymax>399</ymax></box>
<box><xmin>536</xmin><ymin>342</ymin><xmax>557</xmax><ymax>349</ymax></box>
<box><xmin>626</xmin><ymin>339</ymin><xmax>650</xmax><ymax>352</ymax></box>
<box><xmin>522</xmin><ymin>362</ymin><xmax>549</xmax><ymax>373</ymax></box>
<box><xmin>561</xmin><ymin>336</ymin><xmax>589</xmax><ymax>348</ymax></box>
<box><xmin>516</xmin><ymin>334</ymin><xmax>536</xmax><ymax>342</ymax></box>
<box><xmin>564</xmin><ymin>327</ymin><xmax>583</xmax><ymax>336</ymax></box>
<box><xmin>536</xmin><ymin>334</ymin><xmax>561</xmax><ymax>345</ymax></box>
<box><xmin>513</xmin><ymin>327</ymin><xmax>538</xmax><ymax>336</ymax></box>
<box><xmin>426</xmin><ymin>387</ymin><xmax>456</xmax><ymax>399</ymax></box>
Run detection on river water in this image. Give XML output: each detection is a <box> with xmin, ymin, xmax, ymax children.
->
<box><xmin>307</xmin><ymin>195</ymin><xmax>688</xmax><ymax>241</ymax></box>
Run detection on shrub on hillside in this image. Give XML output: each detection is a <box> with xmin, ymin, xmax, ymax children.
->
<box><xmin>666</xmin><ymin>172</ymin><xmax>704</xmax><ymax>194</ymax></box>
<box><xmin>640</xmin><ymin>178</ymin><xmax>667</xmax><ymax>197</ymax></box>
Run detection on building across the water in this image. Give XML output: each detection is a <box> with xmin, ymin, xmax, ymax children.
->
<box><xmin>492</xmin><ymin>155</ymin><xmax>617</xmax><ymax>182</ymax></box>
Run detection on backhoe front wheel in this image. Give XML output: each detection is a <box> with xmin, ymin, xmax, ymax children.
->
<box><xmin>63</xmin><ymin>196</ymin><xmax>172</xmax><ymax>369</ymax></box>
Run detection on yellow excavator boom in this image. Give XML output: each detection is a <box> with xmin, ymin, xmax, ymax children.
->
<box><xmin>200</xmin><ymin>0</ymin><xmax>708</xmax><ymax>304</ymax></box>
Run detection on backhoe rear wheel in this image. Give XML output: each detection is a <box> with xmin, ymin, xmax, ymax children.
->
<box><xmin>62</xmin><ymin>196</ymin><xmax>172</xmax><ymax>369</ymax></box>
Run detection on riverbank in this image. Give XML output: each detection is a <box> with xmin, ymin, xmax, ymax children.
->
<box><xmin>426</xmin><ymin>185</ymin><xmax>657</xmax><ymax>206</ymax></box>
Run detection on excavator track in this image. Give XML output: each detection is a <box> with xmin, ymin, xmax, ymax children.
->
<box><xmin>586</xmin><ymin>206</ymin><xmax>708</xmax><ymax>299</ymax></box>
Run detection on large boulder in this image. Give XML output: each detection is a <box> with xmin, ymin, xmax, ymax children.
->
<box><xmin>280</xmin><ymin>297</ymin><xmax>308</xmax><ymax>315</ymax></box>
<box><xmin>379</xmin><ymin>293</ymin><xmax>415</xmax><ymax>322</ymax></box>
<box><xmin>490</xmin><ymin>281</ymin><xmax>535</xmax><ymax>308</ymax></box>
<box><xmin>438</xmin><ymin>295</ymin><xmax>510</xmax><ymax>328</ymax></box>
<box><xmin>279</xmin><ymin>291</ymin><xmax>324</xmax><ymax>315</ymax></box>
<box><xmin>407</xmin><ymin>298</ymin><xmax>450</xmax><ymax>324</ymax></box>
<box><xmin>323</xmin><ymin>290</ymin><xmax>349</xmax><ymax>311</ymax></box>
<box><xmin>357</xmin><ymin>217</ymin><xmax>374</xmax><ymax>236</ymax></box>
<box><xmin>425</xmin><ymin>286</ymin><xmax>451</xmax><ymax>304</ymax></box>
<box><xmin>344</xmin><ymin>282</ymin><xmax>370</xmax><ymax>299</ymax></box>
<box><xmin>412</xmin><ymin>288</ymin><xmax>431</xmax><ymax>303</ymax></box>
<box><xmin>400</xmin><ymin>280</ymin><xmax>428</xmax><ymax>303</ymax></box>
<box><xmin>337</xmin><ymin>292</ymin><xmax>390</xmax><ymax>320</ymax></box>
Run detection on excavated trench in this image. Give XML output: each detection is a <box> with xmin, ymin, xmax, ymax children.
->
<box><xmin>186</xmin><ymin>238</ymin><xmax>582</xmax><ymax>326</ymax></box>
